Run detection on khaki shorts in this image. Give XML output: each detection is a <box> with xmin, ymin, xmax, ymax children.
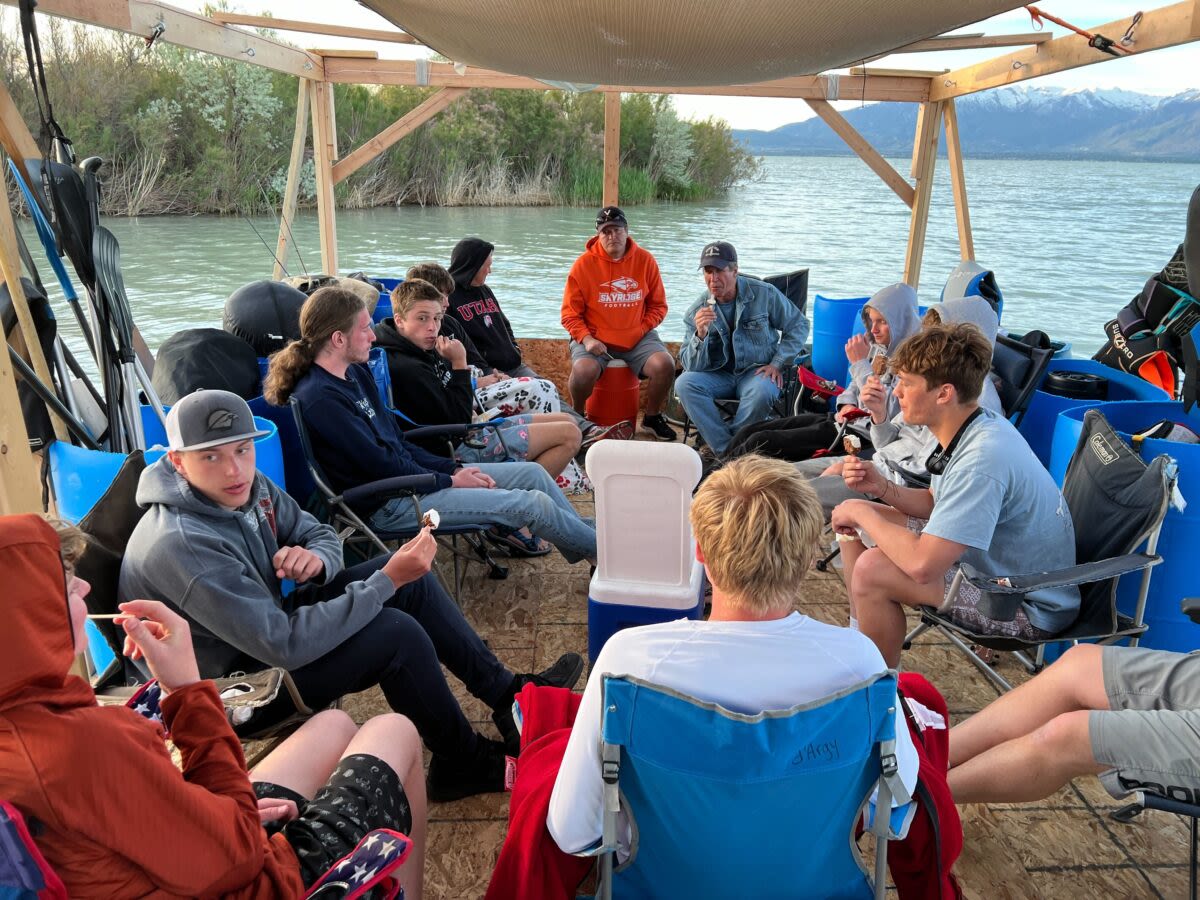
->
<box><xmin>569</xmin><ymin>329</ymin><xmax>669</xmax><ymax>377</ymax></box>
<box><xmin>1090</xmin><ymin>646</ymin><xmax>1200</xmax><ymax>802</ymax></box>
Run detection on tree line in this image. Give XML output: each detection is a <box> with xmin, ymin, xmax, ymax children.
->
<box><xmin>0</xmin><ymin>14</ymin><xmax>760</xmax><ymax>217</ymax></box>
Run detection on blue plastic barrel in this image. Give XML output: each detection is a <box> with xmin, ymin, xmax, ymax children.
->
<box><xmin>811</xmin><ymin>295</ymin><xmax>869</xmax><ymax>382</ymax></box>
<box><xmin>140</xmin><ymin>406</ymin><xmax>286</xmax><ymax>491</ymax></box>
<box><xmin>1049</xmin><ymin>400</ymin><xmax>1200</xmax><ymax>654</ymax></box>
<box><xmin>1019</xmin><ymin>359</ymin><xmax>1169</xmax><ymax>467</ymax></box>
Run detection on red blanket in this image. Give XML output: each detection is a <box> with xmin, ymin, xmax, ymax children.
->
<box><xmin>890</xmin><ymin>672</ymin><xmax>964</xmax><ymax>900</ymax></box>
<box><xmin>485</xmin><ymin>685</ymin><xmax>588</xmax><ymax>900</ymax></box>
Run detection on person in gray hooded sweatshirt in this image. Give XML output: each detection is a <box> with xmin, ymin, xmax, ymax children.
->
<box><xmin>799</xmin><ymin>296</ymin><xmax>1005</xmax><ymax>517</ymax></box>
<box><xmin>119</xmin><ymin>389</ymin><xmax>584</xmax><ymax>803</ymax></box>
<box><xmin>834</xmin><ymin>282</ymin><xmax>922</xmax><ymax>421</ymax></box>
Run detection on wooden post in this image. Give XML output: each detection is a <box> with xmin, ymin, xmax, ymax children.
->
<box><xmin>0</xmin><ymin>196</ymin><xmax>69</xmax><ymax>443</ymax></box>
<box><xmin>309</xmin><ymin>80</ymin><xmax>338</xmax><ymax>275</ymax></box>
<box><xmin>602</xmin><ymin>92</ymin><xmax>620</xmax><ymax>207</ymax></box>
<box><xmin>942</xmin><ymin>99</ymin><xmax>975</xmax><ymax>262</ymax></box>
<box><xmin>902</xmin><ymin>100</ymin><xmax>945</xmax><ymax>290</ymax></box>
<box><xmin>274</xmin><ymin>78</ymin><xmax>310</xmax><ymax>280</ymax></box>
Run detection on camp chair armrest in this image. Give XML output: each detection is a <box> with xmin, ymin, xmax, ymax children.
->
<box><xmin>402</xmin><ymin>421</ymin><xmax>505</xmax><ymax>440</ymax></box>
<box><xmin>1183</xmin><ymin>597</ymin><xmax>1200</xmax><ymax>625</ymax></box>
<box><xmin>960</xmin><ymin>553</ymin><xmax>1161</xmax><ymax>596</ymax></box>
<box><xmin>342</xmin><ymin>474</ymin><xmax>438</xmax><ymax>506</ymax></box>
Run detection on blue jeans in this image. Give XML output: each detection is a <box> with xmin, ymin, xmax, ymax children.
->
<box><xmin>371</xmin><ymin>461</ymin><xmax>596</xmax><ymax>563</ymax></box>
<box><xmin>675</xmin><ymin>368</ymin><xmax>781</xmax><ymax>455</ymax></box>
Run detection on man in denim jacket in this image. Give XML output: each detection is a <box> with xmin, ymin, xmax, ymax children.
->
<box><xmin>677</xmin><ymin>242</ymin><xmax>810</xmax><ymax>455</ymax></box>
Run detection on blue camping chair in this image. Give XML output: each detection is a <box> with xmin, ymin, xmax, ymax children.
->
<box><xmin>582</xmin><ymin>672</ymin><xmax>908</xmax><ymax>900</ymax></box>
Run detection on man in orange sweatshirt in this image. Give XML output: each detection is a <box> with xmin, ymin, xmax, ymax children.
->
<box><xmin>561</xmin><ymin>206</ymin><xmax>677</xmax><ymax>440</ymax></box>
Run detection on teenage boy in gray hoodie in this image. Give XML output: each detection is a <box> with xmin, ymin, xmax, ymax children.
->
<box><xmin>119</xmin><ymin>390</ymin><xmax>583</xmax><ymax>802</ymax></box>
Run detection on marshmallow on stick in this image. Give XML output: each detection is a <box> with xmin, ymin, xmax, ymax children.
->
<box><xmin>871</xmin><ymin>353</ymin><xmax>889</xmax><ymax>378</ymax></box>
<box><xmin>843</xmin><ymin>434</ymin><xmax>862</xmax><ymax>457</ymax></box>
<box><xmin>421</xmin><ymin>509</ymin><xmax>440</xmax><ymax>530</ymax></box>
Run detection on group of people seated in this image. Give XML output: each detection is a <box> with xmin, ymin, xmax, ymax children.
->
<box><xmin>2</xmin><ymin>208</ymin><xmax>1197</xmax><ymax>899</ymax></box>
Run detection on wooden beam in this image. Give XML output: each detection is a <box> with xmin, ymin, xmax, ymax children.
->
<box><xmin>0</xmin><ymin>334</ymin><xmax>41</xmax><ymax>514</ymax></box>
<box><xmin>331</xmin><ymin>87</ymin><xmax>466</xmax><ymax>185</ymax></box>
<box><xmin>0</xmin><ymin>79</ymin><xmax>48</xmax><ymax>222</ymax></box>
<box><xmin>602</xmin><ymin>93</ymin><xmax>621</xmax><ymax>207</ymax></box>
<box><xmin>309</xmin><ymin>80</ymin><xmax>338</xmax><ymax>274</ymax></box>
<box><xmin>274</xmin><ymin>79</ymin><xmax>309</xmax><ymax>280</ymax></box>
<box><xmin>894</xmin><ymin>32</ymin><xmax>1052</xmax><ymax>53</ymax></box>
<box><xmin>804</xmin><ymin>100</ymin><xmax>914</xmax><ymax>208</ymax></box>
<box><xmin>207</xmin><ymin>12</ymin><xmax>418</xmax><ymax>45</ymax></box>
<box><xmin>942</xmin><ymin>99</ymin><xmax>975</xmax><ymax>262</ymax></box>
<box><xmin>308</xmin><ymin>50</ymin><xmax>379</xmax><ymax>60</ymax></box>
<box><xmin>0</xmin><ymin>193</ymin><xmax>69</xmax><ymax>443</ymax></box>
<box><xmin>849</xmin><ymin>66</ymin><xmax>948</xmax><ymax>78</ymax></box>
<box><xmin>321</xmin><ymin>58</ymin><xmax>931</xmax><ymax>102</ymax></box>
<box><xmin>931</xmin><ymin>2</ymin><xmax>1200</xmax><ymax>101</ymax></box>
<box><xmin>0</xmin><ymin>0</ymin><xmax>325</xmax><ymax>80</ymax></box>
<box><xmin>903</xmin><ymin>100</ymin><xmax>945</xmax><ymax>290</ymax></box>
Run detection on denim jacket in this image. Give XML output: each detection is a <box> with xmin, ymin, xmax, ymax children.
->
<box><xmin>679</xmin><ymin>275</ymin><xmax>810</xmax><ymax>375</ymax></box>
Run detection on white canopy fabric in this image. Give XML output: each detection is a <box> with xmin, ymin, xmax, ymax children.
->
<box><xmin>360</xmin><ymin>0</ymin><xmax>1025</xmax><ymax>87</ymax></box>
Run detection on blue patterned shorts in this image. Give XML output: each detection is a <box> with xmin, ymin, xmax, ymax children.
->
<box><xmin>455</xmin><ymin>414</ymin><xmax>533</xmax><ymax>464</ymax></box>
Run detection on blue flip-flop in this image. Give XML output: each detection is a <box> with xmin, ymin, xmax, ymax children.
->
<box><xmin>485</xmin><ymin>527</ymin><xmax>553</xmax><ymax>557</ymax></box>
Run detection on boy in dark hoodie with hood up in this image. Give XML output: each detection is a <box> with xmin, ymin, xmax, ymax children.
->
<box><xmin>0</xmin><ymin>514</ymin><xmax>428</xmax><ymax>898</ymax></box>
<box><xmin>447</xmin><ymin>238</ymin><xmax>536</xmax><ymax>378</ymax></box>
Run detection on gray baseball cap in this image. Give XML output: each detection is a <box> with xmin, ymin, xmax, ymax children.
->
<box><xmin>166</xmin><ymin>390</ymin><xmax>269</xmax><ymax>452</ymax></box>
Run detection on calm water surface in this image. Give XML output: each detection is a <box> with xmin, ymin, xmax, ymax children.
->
<box><xmin>28</xmin><ymin>156</ymin><xmax>1200</xmax><ymax>359</ymax></box>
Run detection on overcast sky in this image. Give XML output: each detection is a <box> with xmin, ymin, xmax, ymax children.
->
<box><xmin>118</xmin><ymin>1</ymin><xmax>1200</xmax><ymax>129</ymax></box>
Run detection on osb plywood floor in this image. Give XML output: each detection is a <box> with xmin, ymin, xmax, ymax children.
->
<box><xmin>319</xmin><ymin>492</ymin><xmax>1194</xmax><ymax>900</ymax></box>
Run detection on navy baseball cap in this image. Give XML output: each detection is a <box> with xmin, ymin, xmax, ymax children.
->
<box><xmin>699</xmin><ymin>241</ymin><xmax>738</xmax><ymax>270</ymax></box>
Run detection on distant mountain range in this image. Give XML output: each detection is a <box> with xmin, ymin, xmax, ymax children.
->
<box><xmin>732</xmin><ymin>87</ymin><xmax>1200</xmax><ymax>161</ymax></box>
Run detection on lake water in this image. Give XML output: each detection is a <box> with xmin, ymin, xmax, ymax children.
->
<box><xmin>25</xmin><ymin>155</ymin><xmax>1200</xmax><ymax>359</ymax></box>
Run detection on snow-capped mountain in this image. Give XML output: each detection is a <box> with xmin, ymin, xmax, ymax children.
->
<box><xmin>732</xmin><ymin>87</ymin><xmax>1200</xmax><ymax>161</ymax></box>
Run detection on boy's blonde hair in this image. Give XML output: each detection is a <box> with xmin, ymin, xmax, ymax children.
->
<box><xmin>688</xmin><ymin>455</ymin><xmax>822</xmax><ymax>616</ymax></box>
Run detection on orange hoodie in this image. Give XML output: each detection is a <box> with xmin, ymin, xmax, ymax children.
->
<box><xmin>561</xmin><ymin>236</ymin><xmax>667</xmax><ymax>352</ymax></box>
<box><xmin>0</xmin><ymin>515</ymin><xmax>304</xmax><ymax>899</ymax></box>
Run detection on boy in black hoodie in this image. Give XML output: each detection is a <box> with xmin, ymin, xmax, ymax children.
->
<box><xmin>375</xmin><ymin>279</ymin><xmax>581</xmax><ymax>484</ymax></box>
<box><xmin>446</xmin><ymin>238</ymin><xmax>537</xmax><ymax>379</ymax></box>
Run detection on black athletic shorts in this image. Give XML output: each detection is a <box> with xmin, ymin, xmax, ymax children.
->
<box><xmin>254</xmin><ymin>753</ymin><xmax>412</xmax><ymax>887</ymax></box>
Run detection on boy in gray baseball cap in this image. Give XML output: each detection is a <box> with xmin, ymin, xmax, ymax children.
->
<box><xmin>122</xmin><ymin>389</ymin><xmax>584</xmax><ymax>801</ymax></box>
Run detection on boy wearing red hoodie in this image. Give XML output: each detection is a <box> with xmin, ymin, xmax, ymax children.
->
<box><xmin>0</xmin><ymin>515</ymin><xmax>426</xmax><ymax>898</ymax></box>
<box><xmin>561</xmin><ymin>206</ymin><xmax>677</xmax><ymax>440</ymax></box>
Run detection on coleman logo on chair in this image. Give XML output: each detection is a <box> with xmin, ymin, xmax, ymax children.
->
<box><xmin>1089</xmin><ymin>433</ymin><xmax>1118</xmax><ymax>465</ymax></box>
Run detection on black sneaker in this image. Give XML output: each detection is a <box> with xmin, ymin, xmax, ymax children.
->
<box><xmin>492</xmin><ymin>652</ymin><xmax>586</xmax><ymax>755</ymax></box>
<box><xmin>639</xmin><ymin>413</ymin><xmax>677</xmax><ymax>441</ymax></box>
<box><xmin>427</xmin><ymin>734</ymin><xmax>508</xmax><ymax>803</ymax></box>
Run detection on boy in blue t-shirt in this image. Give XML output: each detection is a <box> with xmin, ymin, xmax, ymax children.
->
<box><xmin>830</xmin><ymin>323</ymin><xmax>1078</xmax><ymax>667</ymax></box>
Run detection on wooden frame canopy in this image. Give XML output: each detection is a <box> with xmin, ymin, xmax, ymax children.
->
<box><xmin>0</xmin><ymin>0</ymin><xmax>1198</xmax><ymax>515</ymax></box>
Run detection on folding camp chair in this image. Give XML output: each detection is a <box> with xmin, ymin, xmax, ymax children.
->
<box><xmin>578</xmin><ymin>671</ymin><xmax>908</xmax><ymax>900</ymax></box>
<box><xmin>991</xmin><ymin>332</ymin><xmax>1054</xmax><ymax>427</ymax></box>
<box><xmin>1108</xmin><ymin>598</ymin><xmax>1200</xmax><ymax>900</ymax></box>
<box><xmin>676</xmin><ymin>268</ymin><xmax>809</xmax><ymax>447</ymax></box>
<box><xmin>289</xmin><ymin>398</ymin><xmax>506</xmax><ymax>602</ymax></box>
<box><xmin>904</xmin><ymin>409</ymin><xmax>1176</xmax><ymax>692</ymax></box>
